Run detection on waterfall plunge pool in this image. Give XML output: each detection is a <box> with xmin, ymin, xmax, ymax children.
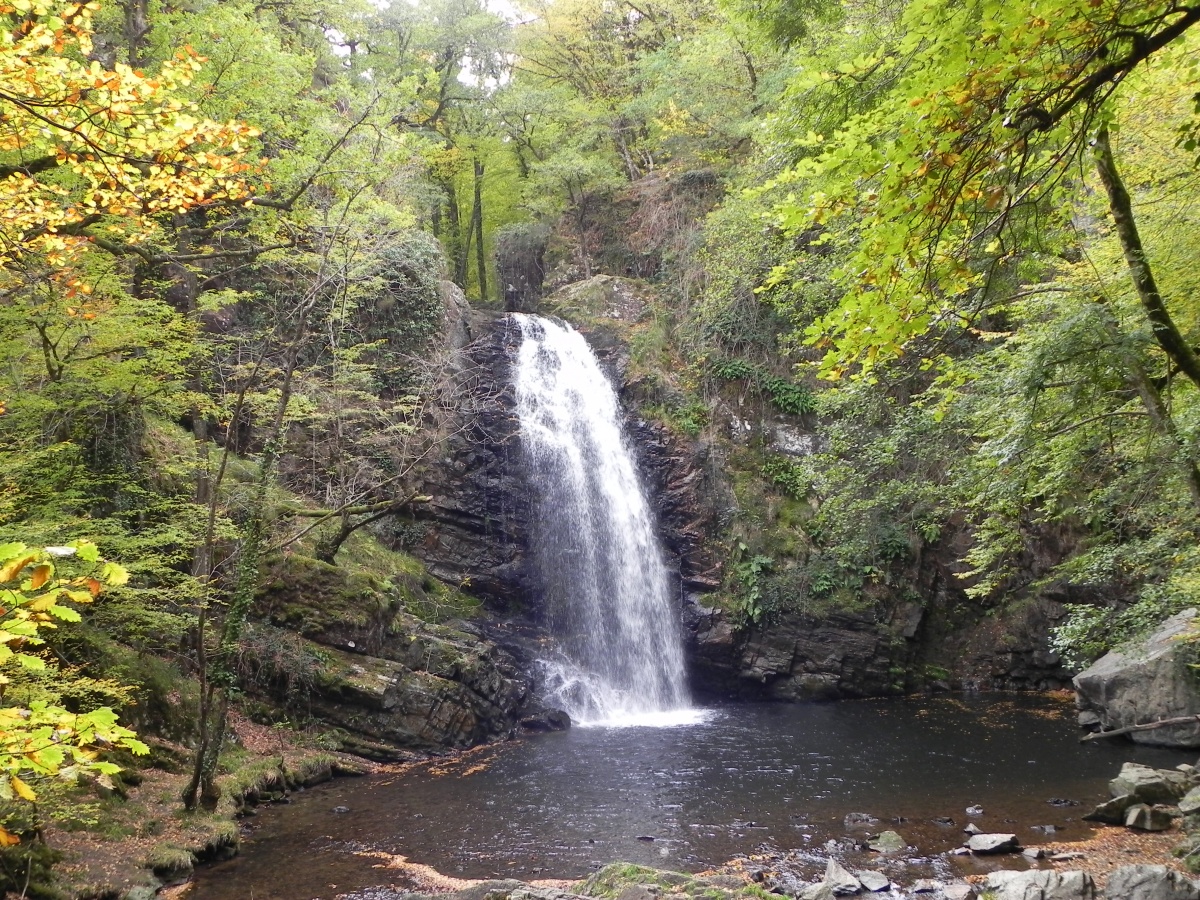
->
<box><xmin>189</xmin><ymin>695</ymin><xmax>1187</xmax><ymax>900</ymax></box>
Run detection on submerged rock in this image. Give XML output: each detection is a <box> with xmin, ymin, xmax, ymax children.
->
<box><xmin>843</xmin><ymin>812</ymin><xmax>879</xmax><ymax>829</ymax></box>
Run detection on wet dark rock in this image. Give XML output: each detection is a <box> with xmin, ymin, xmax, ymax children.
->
<box><xmin>519</xmin><ymin>705</ymin><xmax>571</xmax><ymax>733</ymax></box>
<box><xmin>844</xmin><ymin>813</ymin><xmax>879</xmax><ymax>829</ymax></box>
<box><xmin>966</xmin><ymin>833</ymin><xmax>1021</xmax><ymax>854</ymax></box>
<box><xmin>932</xmin><ymin>816</ymin><xmax>956</xmax><ymax>827</ymax></box>
<box><xmin>1074</xmin><ymin>609</ymin><xmax>1200</xmax><ymax>748</ymax></box>
<box><xmin>399</xmin><ymin>295</ymin><xmax>1079</xmax><ymax>706</ymax></box>
<box><xmin>984</xmin><ymin>870</ymin><xmax>1096</xmax><ymax>900</ymax></box>
<box><xmin>1105</xmin><ymin>865</ymin><xmax>1200</xmax><ymax>900</ymax></box>
<box><xmin>1030</xmin><ymin>824</ymin><xmax>1057</xmax><ymax>834</ymax></box>
<box><xmin>1048</xmin><ymin>798</ymin><xmax>1079</xmax><ymax>807</ymax></box>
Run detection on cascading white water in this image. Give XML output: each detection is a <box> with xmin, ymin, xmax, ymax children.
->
<box><xmin>513</xmin><ymin>313</ymin><xmax>694</xmax><ymax>727</ymax></box>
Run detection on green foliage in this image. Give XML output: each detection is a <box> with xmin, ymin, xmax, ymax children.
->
<box><xmin>709</xmin><ymin>357</ymin><xmax>816</xmax><ymax>415</ymax></box>
<box><xmin>0</xmin><ymin>542</ymin><xmax>147</xmax><ymax>843</ymax></box>
<box><xmin>732</xmin><ymin>544</ymin><xmax>774</xmax><ymax>624</ymax></box>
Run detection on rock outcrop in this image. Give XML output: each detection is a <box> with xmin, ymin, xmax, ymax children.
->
<box><xmin>406</xmin><ymin>309</ymin><xmax>534</xmax><ymax>610</ymax></box>
<box><xmin>1074</xmin><ymin>609</ymin><xmax>1200</xmax><ymax>747</ymax></box>
<box><xmin>400</xmin><ymin>281</ymin><xmax>1082</xmax><ymax>702</ymax></box>
<box><xmin>253</xmin><ymin>552</ymin><xmax>537</xmax><ymax>755</ymax></box>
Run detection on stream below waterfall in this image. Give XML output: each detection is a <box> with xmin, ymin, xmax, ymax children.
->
<box><xmin>189</xmin><ymin>695</ymin><xmax>1187</xmax><ymax>900</ymax></box>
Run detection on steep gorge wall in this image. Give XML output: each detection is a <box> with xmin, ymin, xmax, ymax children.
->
<box><xmin>402</xmin><ymin>281</ymin><xmax>1076</xmax><ymax>704</ymax></box>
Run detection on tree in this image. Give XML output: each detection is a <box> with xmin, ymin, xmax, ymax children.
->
<box><xmin>761</xmin><ymin>0</ymin><xmax>1200</xmax><ymax>379</ymax></box>
<box><xmin>0</xmin><ymin>541</ymin><xmax>146</xmax><ymax>844</ymax></box>
<box><xmin>0</xmin><ymin>0</ymin><xmax>258</xmax><ymax>275</ymax></box>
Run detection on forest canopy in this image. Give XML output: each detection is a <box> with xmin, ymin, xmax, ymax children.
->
<box><xmin>1</xmin><ymin>0</ymin><xmax>1200</xmax><ymax>881</ymax></box>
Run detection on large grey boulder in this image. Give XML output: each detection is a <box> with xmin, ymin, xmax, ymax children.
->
<box><xmin>1074</xmin><ymin>609</ymin><xmax>1200</xmax><ymax>747</ymax></box>
<box><xmin>1124</xmin><ymin>803</ymin><xmax>1174</xmax><ymax>832</ymax></box>
<box><xmin>1104</xmin><ymin>865</ymin><xmax>1200</xmax><ymax>900</ymax></box>
<box><xmin>1084</xmin><ymin>794</ymin><xmax>1136</xmax><ymax>824</ymax></box>
<box><xmin>1181</xmin><ymin>786</ymin><xmax>1200</xmax><ymax>814</ymax></box>
<box><xmin>1110</xmin><ymin>763</ymin><xmax>1189</xmax><ymax>803</ymax></box>
<box><xmin>984</xmin><ymin>870</ymin><xmax>1096</xmax><ymax>900</ymax></box>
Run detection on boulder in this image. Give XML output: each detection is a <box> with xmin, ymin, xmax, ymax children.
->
<box><xmin>823</xmin><ymin>859</ymin><xmax>861</xmax><ymax>896</ymax></box>
<box><xmin>855</xmin><ymin>872</ymin><xmax>889</xmax><ymax>893</ymax></box>
<box><xmin>799</xmin><ymin>883</ymin><xmax>836</xmax><ymax>900</ymax></box>
<box><xmin>866</xmin><ymin>831</ymin><xmax>906</xmax><ymax>853</ymax></box>
<box><xmin>1110</xmin><ymin>763</ymin><xmax>1189</xmax><ymax>803</ymax></box>
<box><xmin>1105</xmin><ymin>865</ymin><xmax>1200</xmax><ymax>900</ymax></box>
<box><xmin>983</xmin><ymin>870</ymin><xmax>1096</xmax><ymax>900</ymax></box>
<box><xmin>1124</xmin><ymin>804</ymin><xmax>1174</xmax><ymax>832</ymax></box>
<box><xmin>1083</xmin><ymin>794</ymin><xmax>1136</xmax><ymax>824</ymax></box>
<box><xmin>844</xmin><ymin>812</ymin><xmax>879</xmax><ymax>829</ymax></box>
<box><xmin>967</xmin><ymin>833</ymin><xmax>1021</xmax><ymax>854</ymax></box>
<box><xmin>1180</xmin><ymin>786</ymin><xmax>1200</xmax><ymax>815</ymax></box>
<box><xmin>943</xmin><ymin>885</ymin><xmax>977</xmax><ymax>900</ymax></box>
<box><xmin>1074</xmin><ymin>610</ymin><xmax>1200</xmax><ymax>747</ymax></box>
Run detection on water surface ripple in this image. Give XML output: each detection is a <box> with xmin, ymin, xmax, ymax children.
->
<box><xmin>190</xmin><ymin>696</ymin><xmax>1188</xmax><ymax>900</ymax></box>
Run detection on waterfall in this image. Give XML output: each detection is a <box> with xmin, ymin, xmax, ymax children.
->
<box><xmin>512</xmin><ymin>313</ymin><xmax>693</xmax><ymax>726</ymax></box>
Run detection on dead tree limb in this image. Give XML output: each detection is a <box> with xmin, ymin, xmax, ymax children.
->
<box><xmin>1081</xmin><ymin>714</ymin><xmax>1200</xmax><ymax>741</ymax></box>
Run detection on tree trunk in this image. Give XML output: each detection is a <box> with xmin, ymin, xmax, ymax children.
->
<box><xmin>473</xmin><ymin>157</ymin><xmax>487</xmax><ymax>302</ymax></box>
<box><xmin>444</xmin><ymin>179</ymin><xmax>466</xmax><ymax>288</ymax></box>
<box><xmin>1094</xmin><ymin>301</ymin><xmax>1200</xmax><ymax>510</ymax></box>
<box><xmin>1093</xmin><ymin>125</ymin><xmax>1200</xmax><ymax>390</ymax></box>
<box><xmin>122</xmin><ymin>0</ymin><xmax>150</xmax><ymax>67</ymax></box>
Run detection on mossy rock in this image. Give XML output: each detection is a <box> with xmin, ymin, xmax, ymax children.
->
<box><xmin>580</xmin><ymin>864</ymin><xmax>766</xmax><ymax>900</ymax></box>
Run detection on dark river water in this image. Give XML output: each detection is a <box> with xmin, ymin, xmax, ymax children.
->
<box><xmin>190</xmin><ymin>695</ymin><xmax>1188</xmax><ymax>900</ymax></box>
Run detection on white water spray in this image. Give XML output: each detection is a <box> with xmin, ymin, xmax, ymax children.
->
<box><xmin>513</xmin><ymin>314</ymin><xmax>695</xmax><ymax>727</ymax></box>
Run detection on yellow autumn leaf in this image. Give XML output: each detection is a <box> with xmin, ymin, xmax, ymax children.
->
<box><xmin>10</xmin><ymin>775</ymin><xmax>36</xmax><ymax>802</ymax></box>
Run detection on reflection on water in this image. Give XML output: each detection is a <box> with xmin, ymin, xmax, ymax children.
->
<box><xmin>190</xmin><ymin>696</ymin><xmax>1189</xmax><ymax>900</ymax></box>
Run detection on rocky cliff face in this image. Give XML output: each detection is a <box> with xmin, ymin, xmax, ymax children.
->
<box><xmin>253</xmin><ymin>552</ymin><xmax>535</xmax><ymax>756</ymax></box>
<box><xmin>400</xmin><ymin>278</ymin><xmax>1076</xmax><ymax>706</ymax></box>
<box><xmin>406</xmin><ymin>308</ymin><xmax>534</xmax><ymax>610</ymax></box>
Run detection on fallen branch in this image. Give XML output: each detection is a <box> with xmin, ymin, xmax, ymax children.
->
<box><xmin>1081</xmin><ymin>714</ymin><xmax>1200</xmax><ymax>741</ymax></box>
